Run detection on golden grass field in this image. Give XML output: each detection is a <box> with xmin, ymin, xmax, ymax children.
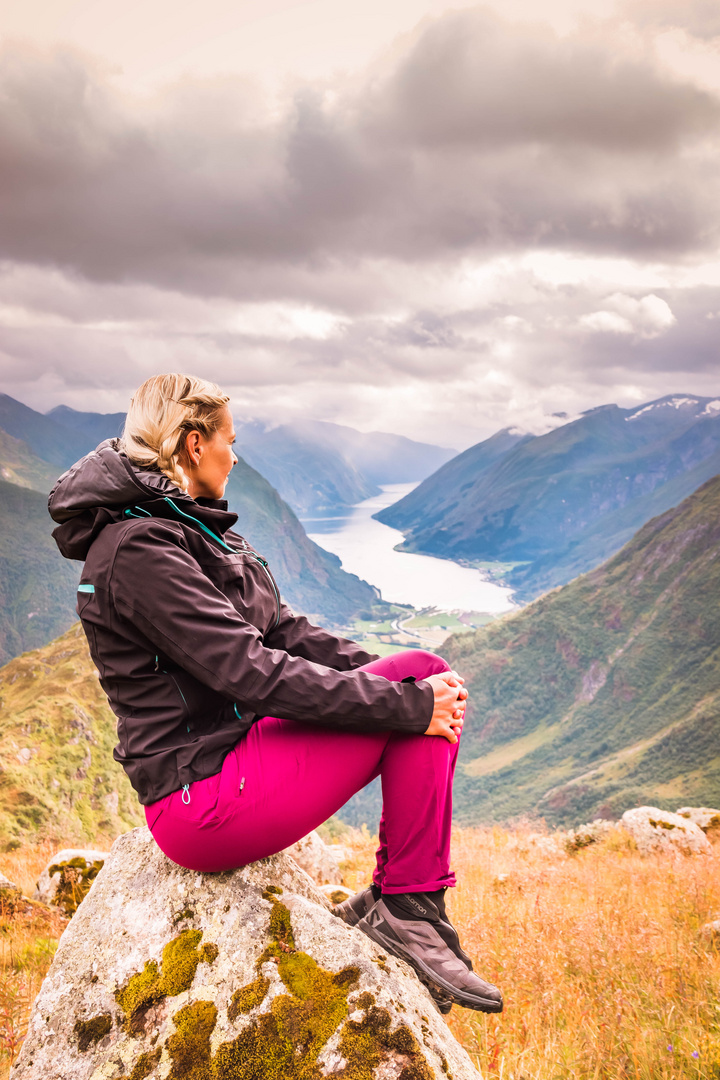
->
<box><xmin>2</xmin><ymin>826</ymin><xmax>719</xmax><ymax>1079</ymax></box>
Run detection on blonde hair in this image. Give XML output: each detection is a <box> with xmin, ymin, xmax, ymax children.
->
<box><xmin>121</xmin><ymin>373</ymin><xmax>230</xmax><ymax>491</ymax></box>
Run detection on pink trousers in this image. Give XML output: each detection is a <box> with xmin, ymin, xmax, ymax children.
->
<box><xmin>145</xmin><ymin>649</ymin><xmax>458</xmax><ymax>892</ymax></box>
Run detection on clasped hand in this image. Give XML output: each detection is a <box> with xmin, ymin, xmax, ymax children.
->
<box><xmin>423</xmin><ymin>670</ymin><xmax>468</xmax><ymax>743</ymax></box>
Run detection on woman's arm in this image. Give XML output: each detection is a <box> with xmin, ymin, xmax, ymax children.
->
<box><xmin>263</xmin><ymin>603</ymin><xmax>379</xmax><ymax>670</ymax></box>
<box><xmin>105</xmin><ymin>523</ymin><xmax>432</xmax><ymax>734</ymax></box>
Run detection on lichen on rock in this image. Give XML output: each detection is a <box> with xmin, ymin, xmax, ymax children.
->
<box><xmin>11</xmin><ymin>827</ymin><xmax>481</xmax><ymax>1080</ymax></box>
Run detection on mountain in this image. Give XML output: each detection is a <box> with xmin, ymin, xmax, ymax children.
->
<box><xmin>0</xmin><ymin>622</ymin><xmax>144</xmax><ymax>849</ymax></box>
<box><xmin>441</xmin><ymin>474</ymin><xmax>720</xmax><ymax>827</ymax></box>
<box><xmin>237</xmin><ymin>419</ymin><xmax>455</xmax><ymax>514</ymax></box>
<box><xmin>376</xmin><ymin>395</ymin><xmax>720</xmax><ymax>599</ymax></box>
<box><xmin>48</xmin><ymin>404</ymin><xmax>126</xmax><ymax>447</ymax></box>
<box><xmin>338</xmin><ymin>474</ymin><xmax>720</xmax><ymax>829</ymax></box>
<box><xmin>236</xmin><ymin>421</ymin><xmax>376</xmax><ymax>514</ymax></box>
<box><xmin>0</xmin><ymin>428</ymin><xmax>60</xmax><ymax>493</ymax></box>
<box><xmin>0</xmin><ymin>394</ymin><xmax>91</xmax><ymax>469</ymax></box>
<box><xmin>372</xmin><ymin>427</ymin><xmax>531</xmax><ymax>534</ymax></box>
<box><xmin>0</xmin><ymin>479</ymin><xmax>80</xmax><ymax>664</ymax></box>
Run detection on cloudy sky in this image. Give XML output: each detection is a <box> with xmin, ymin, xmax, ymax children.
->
<box><xmin>1</xmin><ymin>0</ymin><xmax>719</xmax><ymax>448</ymax></box>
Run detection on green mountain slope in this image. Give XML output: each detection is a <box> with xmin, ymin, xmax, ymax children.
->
<box><xmin>0</xmin><ymin>623</ymin><xmax>144</xmax><ymax>849</ymax></box>
<box><xmin>378</xmin><ymin>395</ymin><xmax>720</xmax><ymax>599</ymax></box>
<box><xmin>0</xmin><ymin>428</ymin><xmax>59</xmax><ymax>493</ymax></box>
<box><xmin>374</xmin><ymin>427</ymin><xmax>530</xmax><ymax>534</ymax></box>
<box><xmin>442</xmin><ymin>475</ymin><xmax>720</xmax><ymax>827</ymax></box>
<box><xmin>0</xmin><ymin>480</ymin><xmax>80</xmax><ymax>664</ymax></box>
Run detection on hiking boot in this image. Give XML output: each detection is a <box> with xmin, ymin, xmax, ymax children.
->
<box><xmin>334</xmin><ymin>888</ymin><xmax>454</xmax><ymax>1015</ymax></box>
<box><xmin>356</xmin><ymin>897</ymin><xmax>503</xmax><ymax>1013</ymax></box>
<box><xmin>334</xmin><ymin>886</ymin><xmax>473</xmax><ymax>971</ymax></box>
<box><xmin>332</xmin><ymin>885</ymin><xmax>378</xmax><ymax>928</ymax></box>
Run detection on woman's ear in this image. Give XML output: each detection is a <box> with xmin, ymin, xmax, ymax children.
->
<box><xmin>184</xmin><ymin>430</ymin><xmax>203</xmax><ymax>467</ymax></box>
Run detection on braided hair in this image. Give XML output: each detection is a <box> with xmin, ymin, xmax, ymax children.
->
<box><xmin>121</xmin><ymin>374</ymin><xmax>230</xmax><ymax>491</ymax></box>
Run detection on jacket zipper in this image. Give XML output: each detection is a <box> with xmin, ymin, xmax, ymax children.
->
<box><xmin>252</xmin><ymin>554</ymin><xmax>281</xmax><ymax>628</ymax></box>
<box><xmin>156</xmin><ymin>655</ymin><xmax>191</xmax><ymax>733</ymax></box>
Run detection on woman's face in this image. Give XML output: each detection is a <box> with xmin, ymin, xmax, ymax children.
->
<box><xmin>183</xmin><ymin>405</ymin><xmax>238</xmax><ymax>501</ymax></box>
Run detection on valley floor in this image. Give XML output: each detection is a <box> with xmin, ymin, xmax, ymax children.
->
<box><xmin>3</xmin><ymin>826</ymin><xmax>719</xmax><ymax>1079</ymax></box>
<box><xmin>344</xmin><ymin>605</ymin><xmax>497</xmax><ymax>655</ymax></box>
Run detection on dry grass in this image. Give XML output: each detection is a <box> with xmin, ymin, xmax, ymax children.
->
<box><xmin>0</xmin><ymin>844</ymin><xmax>68</xmax><ymax>1079</ymax></box>
<box><xmin>342</xmin><ymin>824</ymin><xmax>720</xmax><ymax>1079</ymax></box>
<box><xmin>2</xmin><ymin>827</ymin><xmax>719</xmax><ymax>1079</ymax></box>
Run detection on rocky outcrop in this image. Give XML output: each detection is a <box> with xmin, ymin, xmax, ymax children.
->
<box><xmin>0</xmin><ymin>870</ymin><xmax>21</xmax><ymax>899</ymax></box>
<box><xmin>284</xmin><ymin>830</ymin><xmax>343</xmax><ymax>886</ymax></box>
<box><xmin>701</xmin><ymin>918</ymin><xmax>720</xmax><ymax>941</ymax></box>
<box><xmin>12</xmin><ymin>828</ymin><xmax>481</xmax><ymax>1079</ymax></box>
<box><xmin>34</xmin><ymin>848</ymin><xmax>108</xmax><ymax>916</ymax></box>
<box><xmin>676</xmin><ymin>807</ymin><xmax>720</xmax><ymax>836</ymax></box>
<box><xmin>620</xmin><ymin>807</ymin><xmax>712</xmax><ymax>855</ymax></box>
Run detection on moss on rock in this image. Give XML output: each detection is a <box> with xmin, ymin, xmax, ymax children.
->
<box><xmin>128</xmin><ymin>1046</ymin><xmax>162</xmax><ymax>1080</ymax></box>
<box><xmin>112</xmin><ymin>887</ymin><xmax>433</xmax><ymax>1080</ymax></box>
<box><xmin>228</xmin><ymin>976</ymin><xmax>270</xmax><ymax>1021</ymax></box>
<box><xmin>168</xmin><ymin>999</ymin><xmax>218</xmax><ymax>1080</ymax></box>
<box><xmin>337</xmin><ymin>1001</ymin><xmax>433</xmax><ymax>1080</ymax></box>
<box><xmin>73</xmin><ymin>1012</ymin><xmax>112</xmax><ymax>1052</ymax></box>
<box><xmin>115</xmin><ymin>928</ymin><xmax>218</xmax><ymax>1031</ymax></box>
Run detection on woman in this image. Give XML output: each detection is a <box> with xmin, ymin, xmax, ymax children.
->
<box><xmin>49</xmin><ymin>373</ymin><xmax>502</xmax><ymax>1015</ymax></box>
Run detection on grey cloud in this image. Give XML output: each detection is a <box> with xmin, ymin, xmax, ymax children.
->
<box><xmin>368</xmin><ymin>8</ymin><xmax>718</xmax><ymax>150</ymax></box>
<box><xmin>624</xmin><ymin>0</ymin><xmax>720</xmax><ymax>39</ymax></box>
<box><xmin>0</xmin><ymin>9</ymin><xmax>719</xmax><ymax>305</ymax></box>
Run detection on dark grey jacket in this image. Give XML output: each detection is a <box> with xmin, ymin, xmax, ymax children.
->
<box><xmin>49</xmin><ymin>442</ymin><xmax>433</xmax><ymax>804</ymax></box>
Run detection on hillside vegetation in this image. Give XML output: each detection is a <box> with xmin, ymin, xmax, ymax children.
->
<box><xmin>443</xmin><ymin>474</ymin><xmax>720</xmax><ymax>826</ymax></box>
<box><xmin>0</xmin><ymin>623</ymin><xmax>143</xmax><ymax>849</ymax></box>
<box><xmin>0</xmin><ymin>481</ymin><xmax>80</xmax><ymax>665</ymax></box>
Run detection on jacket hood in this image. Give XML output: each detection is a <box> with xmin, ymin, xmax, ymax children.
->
<box><xmin>49</xmin><ymin>440</ymin><xmax>238</xmax><ymax>561</ymax></box>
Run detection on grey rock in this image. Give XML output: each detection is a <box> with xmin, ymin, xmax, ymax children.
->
<box><xmin>620</xmin><ymin>807</ymin><xmax>712</xmax><ymax>855</ymax></box>
<box><xmin>564</xmin><ymin>819</ymin><xmax>616</xmax><ymax>853</ymax></box>
<box><xmin>12</xmin><ymin>828</ymin><xmax>482</xmax><ymax>1079</ymax></box>
<box><xmin>700</xmin><ymin>918</ymin><xmax>720</xmax><ymax>941</ymax></box>
<box><xmin>284</xmin><ymin>829</ymin><xmax>343</xmax><ymax>885</ymax></box>
<box><xmin>675</xmin><ymin>807</ymin><xmax>720</xmax><ymax>834</ymax></box>
<box><xmin>0</xmin><ymin>871</ymin><xmax>21</xmax><ymax>900</ymax></box>
<box><xmin>34</xmin><ymin>848</ymin><xmax>108</xmax><ymax>915</ymax></box>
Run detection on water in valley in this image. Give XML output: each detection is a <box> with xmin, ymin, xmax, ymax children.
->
<box><xmin>303</xmin><ymin>483</ymin><xmax>516</xmax><ymax>613</ymax></box>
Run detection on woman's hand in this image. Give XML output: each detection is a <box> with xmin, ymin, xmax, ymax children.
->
<box><xmin>423</xmin><ymin>671</ymin><xmax>468</xmax><ymax>743</ymax></box>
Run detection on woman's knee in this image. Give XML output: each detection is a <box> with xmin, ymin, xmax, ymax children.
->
<box><xmin>402</xmin><ymin>649</ymin><xmax>451</xmax><ymax>679</ymax></box>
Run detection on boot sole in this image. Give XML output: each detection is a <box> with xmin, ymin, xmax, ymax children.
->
<box><xmin>358</xmin><ymin>919</ymin><xmax>503</xmax><ymax>1014</ymax></box>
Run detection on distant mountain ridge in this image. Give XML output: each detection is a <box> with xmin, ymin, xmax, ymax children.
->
<box><xmin>236</xmin><ymin>419</ymin><xmax>455</xmax><ymax>515</ymax></box>
<box><xmin>376</xmin><ymin>394</ymin><xmax>720</xmax><ymax>599</ymax></box>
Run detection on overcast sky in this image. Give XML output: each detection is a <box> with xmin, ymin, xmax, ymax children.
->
<box><xmin>0</xmin><ymin>0</ymin><xmax>719</xmax><ymax>448</ymax></box>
